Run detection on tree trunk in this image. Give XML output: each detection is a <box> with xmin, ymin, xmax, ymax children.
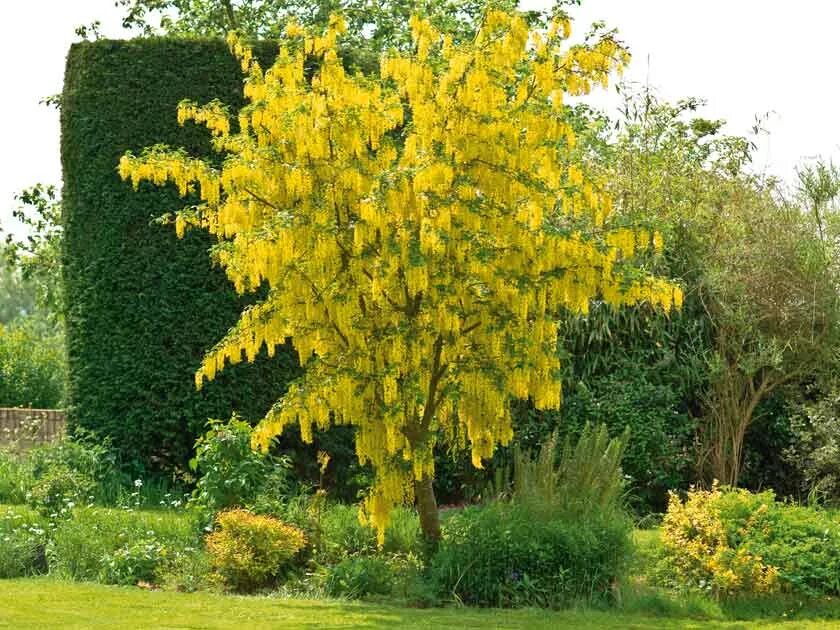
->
<box><xmin>415</xmin><ymin>474</ymin><xmax>441</xmax><ymax>543</ymax></box>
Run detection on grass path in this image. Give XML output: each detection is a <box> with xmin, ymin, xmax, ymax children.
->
<box><xmin>0</xmin><ymin>578</ymin><xmax>835</xmax><ymax>629</ymax></box>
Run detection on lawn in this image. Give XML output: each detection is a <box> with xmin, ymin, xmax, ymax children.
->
<box><xmin>0</xmin><ymin>578</ymin><xmax>837</xmax><ymax>630</ymax></box>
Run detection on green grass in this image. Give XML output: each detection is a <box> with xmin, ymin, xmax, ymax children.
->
<box><xmin>1</xmin><ymin>577</ymin><xmax>831</xmax><ymax>629</ymax></box>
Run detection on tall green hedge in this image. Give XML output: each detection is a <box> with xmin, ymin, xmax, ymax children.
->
<box><xmin>61</xmin><ymin>38</ymin><xmax>298</xmax><ymax>473</ymax></box>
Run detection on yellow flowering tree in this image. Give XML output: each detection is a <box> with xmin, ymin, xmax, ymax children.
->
<box><xmin>120</xmin><ymin>7</ymin><xmax>682</xmax><ymax>541</ymax></box>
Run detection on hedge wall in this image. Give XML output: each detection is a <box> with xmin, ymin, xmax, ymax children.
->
<box><xmin>61</xmin><ymin>38</ymin><xmax>299</xmax><ymax>473</ymax></box>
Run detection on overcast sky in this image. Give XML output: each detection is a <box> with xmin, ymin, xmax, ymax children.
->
<box><xmin>1</xmin><ymin>1</ymin><xmax>838</xmax><ymax>236</ymax></box>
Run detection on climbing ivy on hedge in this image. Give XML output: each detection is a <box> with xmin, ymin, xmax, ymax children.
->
<box><xmin>61</xmin><ymin>38</ymin><xmax>299</xmax><ymax>473</ymax></box>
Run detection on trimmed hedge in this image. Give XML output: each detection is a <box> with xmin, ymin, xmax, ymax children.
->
<box><xmin>61</xmin><ymin>38</ymin><xmax>298</xmax><ymax>472</ymax></box>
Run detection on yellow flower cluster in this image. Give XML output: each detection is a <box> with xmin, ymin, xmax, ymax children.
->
<box><xmin>120</xmin><ymin>8</ymin><xmax>682</xmax><ymax>541</ymax></box>
<box><xmin>661</xmin><ymin>485</ymin><xmax>779</xmax><ymax>596</ymax></box>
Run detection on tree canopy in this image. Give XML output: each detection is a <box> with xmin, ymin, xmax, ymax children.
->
<box><xmin>120</xmin><ymin>7</ymin><xmax>682</xmax><ymax>540</ymax></box>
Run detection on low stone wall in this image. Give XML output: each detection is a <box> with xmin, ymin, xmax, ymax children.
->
<box><xmin>0</xmin><ymin>408</ymin><xmax>66</xmax><ymax>448</ymax></box>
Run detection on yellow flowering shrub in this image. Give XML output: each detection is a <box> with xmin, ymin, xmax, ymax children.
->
<box><xmin>206</xmin><ymin>508</ymin><xmax>306</xmax><ymax>592</ymax></box>
<box><xmin>120</xmin><ymin>6</ymin><xmax>682</xmax><ymax>541</ymax></box>
<box><xmin>660</xmin><ymin>485</ymin><xmax>779</xmax><ymax>597</ymax></box>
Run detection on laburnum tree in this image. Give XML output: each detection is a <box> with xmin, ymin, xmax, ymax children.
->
<box><xmin>120</xmin><ymin>7</ymin><xmax>682</xmax><ymax>541</ymax></box>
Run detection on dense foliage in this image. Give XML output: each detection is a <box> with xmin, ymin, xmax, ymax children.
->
<box><xmin>121</xmin><ymin>8</ymin><xmax>682</xmax><ymax>540</ymax></box>
<box><xmin>206</xmin><ymin>508</ymin><xmax>306</xmax><ymax>591</ymax></box>
<box><xmin>661</xmin><ymin>486</ymin><xmax>840</xmax><ymax>598</ymax></box>
<box><xmin>431</xmin><ymin>426</ymin><xmax>632</xmax><ymax>607</ymax></box>
<box><xmin>0</xmin><ymin>318</ymin><xmax>66</xmax><ymax>409</ymax></box>
<box><xmin>61</xmin><ymin>38</ymin><xmax>300</xmax><ymax>473</ymax></box>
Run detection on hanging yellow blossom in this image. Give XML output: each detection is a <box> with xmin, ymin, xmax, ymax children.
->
<box><xmin>120</xmin><ymin>7</ymin><xmax>681</xmax><ymax>542</ymax></box>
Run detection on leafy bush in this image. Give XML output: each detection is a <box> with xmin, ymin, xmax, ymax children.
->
<box><xmin>432</xmin><ymin>425</ymin><xmax>633</xmax><ymax>608</ymax></box>
<box><xmin>659</xmin><ymin>486</ymin><xmax>779</xmax><ymax>597</ymax></box>
<box><xmin>27</xmin><ymin>431</ymin><xmax>125</xmax><ymax>505</ymax></box>
<box><xmin>558</xmin><ymin>369</ymin><xmax>695</xmax><ymax>512</ymax></box>
<box><xmin>0</xmin><ymin>318</ymin><xmax>65</xmax><ymax>408</ymax></box>
<box><xmin>253</xmin><ymin>493</ymin><xmax>421</xmax><ymax>565</ymax></box>
<box><xmin>48</xmin><ymin>506</ymin><xmax>200</xmax><ymax>581</ymax></box>
<box><xmin>0</xmin><ymin>505</ymin><xmax>49</xmax><ymax>578</ymax></box>
<box><xmin>661</xmin><ymin>485</ymin><xmax>840</xmax><ymax>598</ymax></box>
<box><xmin>206</xmin><ymin>508</ymin><xmax>306</xmax><ymax>592</ymax></box>
<box><xmin>786</xmin><ymin>383</ymin><xmax>840</xmax><ymax>503</ymax></box>
<box><xmin>190</xmin><ymin>417</ymin><xmax>293</xmax><ymax>512</ymax></box>
<box><xmin>317</xmin><ymin>503</ymin><xmax>377</xmax><ymax>561</ymax></box>
<box><xmin>99</xmin><ymin>538</ymin><xmax>166</xmax><ymax>585</ymax></box>
<box><xmin>431</xmin><ymin>502</ymin><xmax>630</xmax><ymax>608</ymax></box>
<box><xmin>324</xmin><ymin>555</ymin><xmax>394</xmax><ymax>598</ymax></box>
<box><xmin>26</xmin><ymin>465</ymin><xmax>96</xmax><ymax>517</ymax></box>
<box><xmin>323</xmin><ymin>552</ymin><xmax>426</xmax><ymax>600</ymax></box>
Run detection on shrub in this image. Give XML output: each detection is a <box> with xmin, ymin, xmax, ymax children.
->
<box><xmin>49</xmin><ymin>506</ymin><xmax>200</xmax><ymax>581</ymax></box>
<box><xmin>324</xmin><ymin>555</ymin><xmax>394</xmax><ymax>598</ymax></box>
<box><xmin>62</xmin><ymin>38</ymin><xmax>298</xmax><ymax>474</ymax></box>
<box><xmin>253</xmin><ymin>494</ymin><xmax>422</xmax><ymax>565</ymax></box>
<box><xmin>190</xmin><ymin>417</ymin><xmax>293</xmax><ymax>512</ymax></box>
<box><xmin>659</xmin><ymin>486</ymin><xmax>779</xmax><ymax>597</ymax></box>
<box><xmin>318</xmin><ymin>503</ymin><xmax>377</xmax><ymax>562</ymax></box>
<box><xmin>206</xmin><ymin>508</ymin><xmax>305</xmax><ymax>592</ymax></box>
<box><xmin>661</xmin><ymin>485</ymin><xmax>840</xmax><ymax>598</ymax></box>
<box><xmin>0</xmin><ymin>505</ymin><xmax>49</xmax><ymax>578</ymax></box>
<box><xmin>785</xmin><ymin>383</ymin><xmax>840</xmax><ymax>503</ymax></box>
<box><xmin>27</xmin><ymin>431</ymin><xmax>123</xmax><ymax>505</ymax></box>
<box><xmin>99</xmin><ymin>538</ymin><xmax>167</xmax><ymax>585</ymax></box>
<box><xmin>431</xmin><ymin>501</ymin><xmax>630</xmax><ymax>608</ymax></box>
<box><xmin>26</xmin><ymin>465</ymin><xmax>96</xmax><ymax>517</ymax></box>
<box><xmin>556</xmin><ymin>367</ymin><xmax>696</xmax><ymax>513</ymax></box>
<box><xmin>432</xmin><ymin>426</ymin><xmax>633</xmax><ymax>608</ymax></box>
<box><xmin>0</xmin><ymin>318</ymin><xmax>65</xmax><ymax>408</ymax></box>
<box><xmin>322</xmin><ymin>552</ymin><xmax>427</xmax><ymax>601</ymax></box>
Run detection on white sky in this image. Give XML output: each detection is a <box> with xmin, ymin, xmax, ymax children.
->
<box><xmin>1</xmin><ymin>1</ymin><xmax>839</xmax><ymax>236</ymax></box>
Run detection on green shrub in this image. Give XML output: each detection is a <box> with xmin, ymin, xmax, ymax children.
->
<box><xmin>62</xmin><ymin>38</ymin><xmax>299</xmax><ymax>474</ymax></box>
<box><xmin>26</xmin><ymin>465</ymin><xmax>96</xmax><ymax>517</ymax></box>
<box><xmin>432</xmin><ymin>426</ymin><xmax>633</xmax><ymax>608</ymax></box>
<box><xmin>99</xmin><ymin>538</ymin><xmax>167</xmax><ymax>585</ymax></box>
<box><xmin>0</xmin><ymin>319</ymin><xmax>65</xmax><ymax>408</ymax></box>
<box><xmin>786</xmin><ymin>383</ymin><xmax>840</xmax><ymax>503</ymax></box>
<box><xmin>0</xmin><ymin>505</ymin><xmax>49</xmax><ymax>578</ymax></box>
<box><xmin>27</xmin><ymin>432</ymin><xmax>124</xmax><ymax>505</ymax></box>
<box><xmin>324</xmin><ymin>555</ymin><xmax>394</xmax><ymax>598</ymax></box>
<box><xmin>661</xmin><ymin>486</ymin><xmax>840</xmax><ymax>598</ymax></box>
<box><xmin>48</xmin><ymin>506</ymin><xmax>200</xmax><ymax>581</ymax></box>
<box><xmin>322</xmin><ymin>552</ymin><xmax>427</xmax><ymax>601</ymax></box>
<box><xmin>431</xmin><ymin>501</ymin><xmax>630</xmax><ymax>608</ymax></box>
<box><xmin>206</xmin><ymin>508</ymin><xmax>306</xmax><ymax>592</ymax></box>
<box><xmin>556</xmin><ymin>367</ymin><xmax>695</xmax><ymax>513</ymax></box>
<box><xmin>190</xmin><ymin>416</ymin><xmax>293</xmax><ymax>512</ymax></box>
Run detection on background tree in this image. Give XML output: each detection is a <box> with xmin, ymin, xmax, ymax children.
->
<box><xmin>0</xmin><ymin>260</ymin><xmax>36</xmax><ymax>325</ymax></box>
<box><xmin>116</xmin><ymin>0</ymin><xmax>533</xmax><ymax>72</ymax></box>
<box><xmin>120</xmin><ymin>8</ymin><xmax>680</xmax><ymax>540</ymax></box>
<box><xmin>0</xmin><ymin>186</ymin><xmax>67</xmax><ymax>409</ymax></box>
<box><xmin>593</xmin><ymin>89</ymin><xmax>840</xmax><ymax>488</ymax></box>
<box><xmin>3</xmin><ymin>184</ymin><xmax>64</xmax><ymax>321</ymax></box>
